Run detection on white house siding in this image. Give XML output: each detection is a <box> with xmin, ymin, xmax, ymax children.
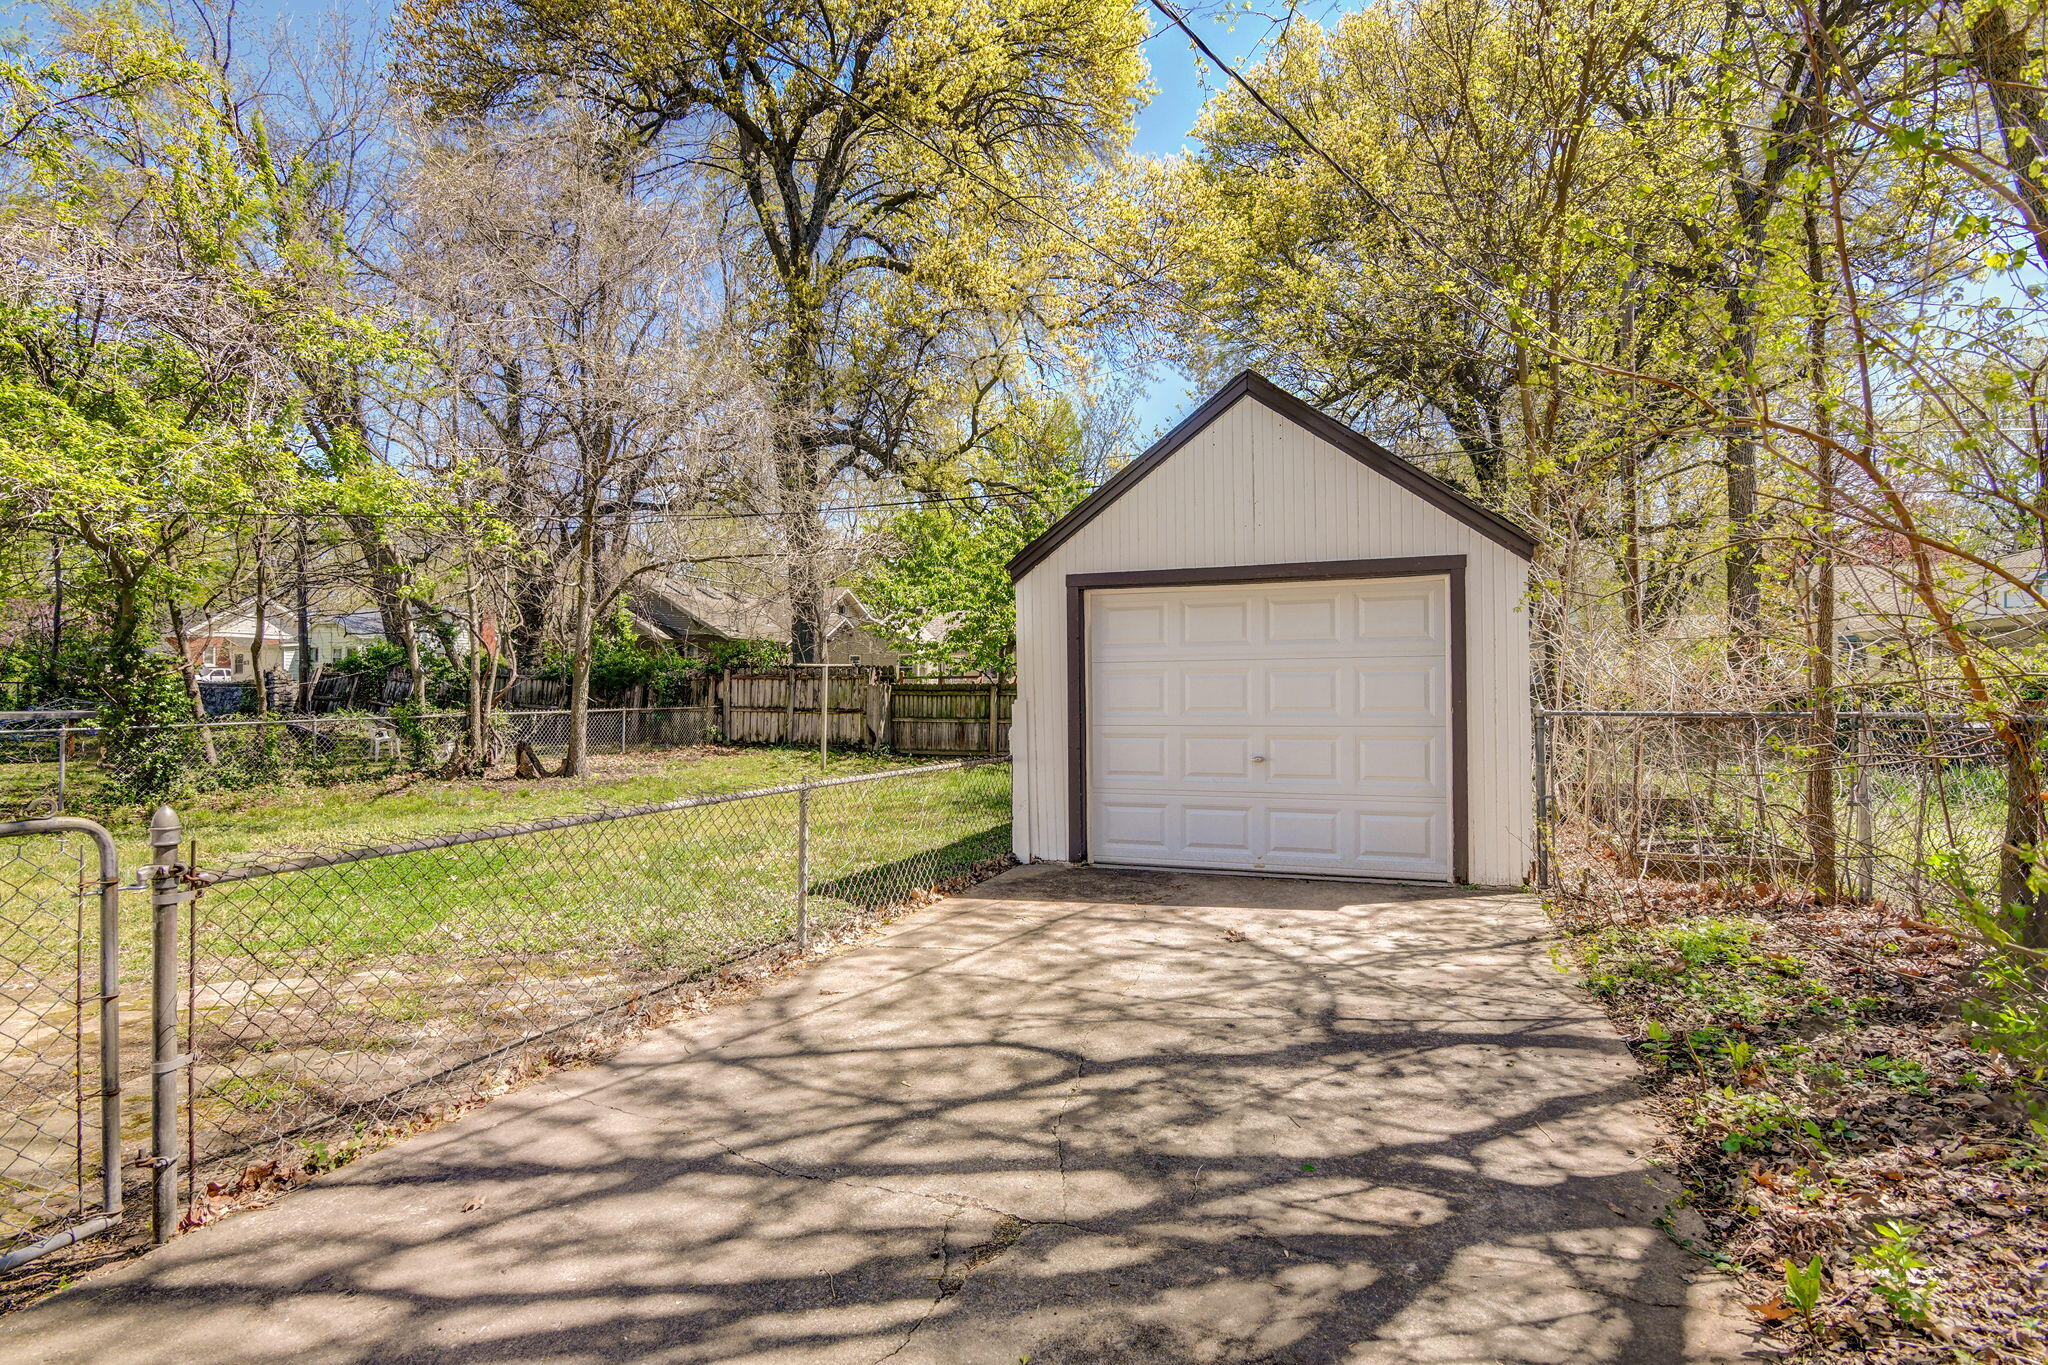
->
<box><xmin>1011</xmin><ymin>393</ymin><xmax>1534</xmax><ymax>887</ymax></box>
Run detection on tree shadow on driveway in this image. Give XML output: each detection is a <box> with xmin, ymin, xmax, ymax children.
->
<box><xmin>0</xmin><ymin>864</ymin><xmax>1755</xmax><ymax>1364</ymax></box>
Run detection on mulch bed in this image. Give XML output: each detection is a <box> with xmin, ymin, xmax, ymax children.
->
<box><xmin>1547</xmin><ymin>865</ymin><xmax>2047</xmax><ymax>1363</ymax></box>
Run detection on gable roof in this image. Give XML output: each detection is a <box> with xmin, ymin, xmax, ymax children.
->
<box><xmin>628</xmin><ymin>578</ymin><xmax>881</xmax><ymax>645</ymax></box>
<box><xmin>1008</xmin><ymin>371</ymin><xmax>1537</xmax><ymax>581</ymax></box>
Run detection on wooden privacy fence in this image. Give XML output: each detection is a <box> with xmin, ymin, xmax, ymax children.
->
<box><xmin>718</xmin><ymin>670</ymin><xmax>1013</xmax><ymax>756</ymax></box>
<box><xmin>260</xmin><ymin>667</ymin><xmax>1007</xmax><ymax>756</ymax></box>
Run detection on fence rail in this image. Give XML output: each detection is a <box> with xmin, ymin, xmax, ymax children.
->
<box><xmin>1535</xmin><ymin>708</ymin><xmax>2004</xmax><ymax>911</ymax></box>
<box><xmin>1</xmin><ymin>676</ymin><xmax>1014</xmax><ymax>811</ymax></box>
<box><xmin>0</xmin><ymin>817</ymin><xmax>123</xmax><ymax>1271</ymax></box>
<box><xmin>0</xmin><ymin>757</ymin><xmax>1011</xmax><ymax>1277</ymax></box>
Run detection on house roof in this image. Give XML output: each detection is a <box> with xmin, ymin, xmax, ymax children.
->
<box><xmin>185</xmin><ymin>606</ymin><xmax>293</xmax><ymax>643</ymax></box>
<box><xmin>331</xmin><ymin>610</ymin><xmax>387</xmax><ymax>637</ymax></box>
<box><xmin>1008</xmin><ymin>371</ymin><xmax>1538</xmax><ymax>581</ymax></box>
<box><xmin>629</xmin><ymin>579</ymin><xmax>879</xmax><ymax>645</ymax></box>
<box><xmin>1836</xmin><ymin>549</ymin><xmax>2048</xmax><ymax>642</ymax></box>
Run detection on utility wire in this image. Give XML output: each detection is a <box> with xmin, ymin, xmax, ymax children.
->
<box><xmin>1145</xmin><ymin>0</ymin><xmax>1527</xmax><ymax>328</ymax></box>
<box><xmin>4</xmin><ymin>492</ymin><xmax>1027</xmax><ymax>524</ymax></box>
<box><xmin>689</xmin><ymin>0</ymin><xmax>1343</xmax><ymax>386</ymax></box>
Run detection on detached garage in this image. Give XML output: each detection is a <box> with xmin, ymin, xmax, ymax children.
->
<box><xmin>1007</xmin><ymin>371</ymin><xmax>1537</xmax><ymax>886</ymax></box>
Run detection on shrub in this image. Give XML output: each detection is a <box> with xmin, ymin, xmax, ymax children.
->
<box><xmin>95</xmin><ymin>650</ymin><xmax>198</xmax><ymax>805</ymax></box>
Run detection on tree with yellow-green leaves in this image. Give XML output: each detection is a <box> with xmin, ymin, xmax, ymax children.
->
<box><xmin>394</xmin><ymin>0</ymin><xmax>1153</xmax><ymax>662</ymax></box>
<box><xmin>1153</xmin><ymin>0</ymin><xmax>1731</xmax><ymax>700</ymax></box>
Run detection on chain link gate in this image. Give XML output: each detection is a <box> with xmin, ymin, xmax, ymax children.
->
<box><xmin>0</xmin><ymin>817</ymin><xmax>124</xmax><ymax>1271</ymax></box>
<box><xmin>1</xmin><ymin>759</ymin><xmax>1012</xmax><ymax>1276</ymax></box>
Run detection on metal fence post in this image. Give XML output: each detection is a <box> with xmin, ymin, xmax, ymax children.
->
<box><xmin>1533</xmin><ymin>710</ymin><xmax>1550</xmax><ymax>890</ymax></box>
<box><xmin>148</xmin><ymin>805</ymin><xmax>185</xmax><ymax>1243</ymax></box>
<box><xmin>56</xmin><ymin>722</ymin><xmax>67</xmax><ymax>809</ymax></box>
<box><xmin>796</xmin><ymin>785</ymin><xmax>811</xmax><ymax>954</ymax></box>
<box><xmin>1853</xmin><ymin>707</ymin><xmax>1875</xmax><ymax>900</ymax></box>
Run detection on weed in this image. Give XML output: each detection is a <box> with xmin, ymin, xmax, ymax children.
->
<box><xmin>205</xmin><ymin>1070</ymin><xmax>304</xmax><ymax>1114</ymax></box>
<box><xmin>1855</xmin><ymin>1221</ymin><xmax>1935</xmax><ymax>1326</ymax></box>
<box><xmin>1691</xmin><ymin>1086</ymin><xmax>1807</xmax><ymax>1154</ymax></box>
<box><xmin>1858</xmin><ymin>1054</ymin><xmax>1931</xmax><ymax>1094</ymax></box>
<box><xmin>1723</xmin><ymin>1038</ymin><xmax>1759</xmax><ymax>1075</ymax></box>
<box><xmin>1783</xmin><ymin>1254</ymin><xmax>1826</xmax><ymax>1326</ymax></box>
<box><xmin>1641</xmin><ymin>1018</ymin><xmax>1675</xmax><ymax>1062</ymax></box>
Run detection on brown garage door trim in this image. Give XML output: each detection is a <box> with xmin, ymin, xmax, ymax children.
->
<box><xmin>1066</xmin><ymin>554</ymin><xmax>1469</xmax><ymax>882</ymax></box>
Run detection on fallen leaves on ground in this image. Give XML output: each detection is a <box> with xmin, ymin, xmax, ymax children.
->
<box><xmin>1549</xmin><ymin>855</ymin><xmax>2048</xmax><ymax>1365</ymax></box>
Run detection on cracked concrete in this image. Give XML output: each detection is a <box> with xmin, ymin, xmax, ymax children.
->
<box><xmin>0</xmin><ymin>865</ymin><xmax>1757</xmax><ymax>1363</ymax></box>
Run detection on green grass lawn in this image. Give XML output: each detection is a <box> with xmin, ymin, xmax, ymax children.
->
<box><xmin>15</xmin><ymin>744</ymin><xmax>943</xmax><ymax>866</ymax></box>
<box><xmin>1</xmin><ymin>744</ymin><xmax>1012</xmax><ymax>1216</ymax></box>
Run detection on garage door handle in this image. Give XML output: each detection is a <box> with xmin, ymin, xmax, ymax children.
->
<box><xmin>1251</xmin><ymin>754</ymin><xmax>1267</xmax><ymax>763</ymax></box>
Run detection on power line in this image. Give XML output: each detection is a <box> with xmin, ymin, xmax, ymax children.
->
<box><xmin>1145</xmin><ymin>0</ymin><xmax>1526</xmax><ymax>328</ymax></box>
<box><xmin>689</xmin><ymin>0</ymin><xmax>1342</xmax><ymax>386</ymax></box>
<box><xmin>3</xmin><ymin>492</ymin><xmax>1026</xmax><ymax>524</ymax></box>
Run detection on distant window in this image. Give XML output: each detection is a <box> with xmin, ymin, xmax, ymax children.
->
<box><xmin>308</xmin><ymin>647</ymin><xmax>320</xmax><ymax>664</ymax></box>
<box><xmin>233</xmin><ymin>654</ymin><xmax>248</xmax><ymax>673</ymax></box>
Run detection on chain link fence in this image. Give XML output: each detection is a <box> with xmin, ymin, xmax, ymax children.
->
<box><xmin>0</xmin><ymin>820</ymin><xmax>123</xmax><ymax>1271</ymax></box>
<box><xmin>0</xmin><ymin>707</ymin><xmax>718</xmax><ymax>812</ymax></box>
<box><xmin>174</xmin><ymin>758</ymin><xmax>1010</xmax><ymax>1200</ymax></box>
<box><xmin>1535</xmin><ymin>710</ymin><xmax>2002</xmax><ymax>911</ymax></box>
<box><xmin>0</xmin><ymin>759</ymin><xmax>1009</xmax><ymax>1268</ymax></box>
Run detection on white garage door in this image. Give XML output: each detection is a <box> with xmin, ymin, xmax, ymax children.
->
<box><xmin>1087</xmin><ymin>576</ymin><xmax>1452</xmax><ymax>880</ymax></box>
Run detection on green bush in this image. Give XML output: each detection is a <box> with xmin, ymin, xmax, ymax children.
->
<box><xmin>95</xmin><ymin>650</ymin><xmax>198</xmax><ymax>805</ymax></box>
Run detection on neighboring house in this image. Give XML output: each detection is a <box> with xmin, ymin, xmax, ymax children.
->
<box><xmin>311</xmin><ymin>610</ymin><xmax>393</xmax><ymax>667</ymax></box>
<box><xmin>1835</xmin><ymin>549</ymin><xmax>2048</xmax><ymax>663</ymax></box>
<box><xmin>898</xmin><ymin>612</ymin><xmax>973</xmax><ymax>677</ymax></box>
<box><xmin>172</xmin><ymin>607</ymin><xmax>297</xmax><ymax>681</ymax></box>
<box><xmin>170</xmin><ymin>605</ymin><xmax>419</xmax><ymax>682</ymax></box>
<box><xmin>628</xmin><ymin>579</ymin><xmax>905</xmax><ymax>667</ymax></box>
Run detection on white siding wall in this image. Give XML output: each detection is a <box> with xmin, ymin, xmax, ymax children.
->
<box><xmin>1011</xmin><ymin>394</ymin><xmax>1534</xmax><ymax>886</ymax></box>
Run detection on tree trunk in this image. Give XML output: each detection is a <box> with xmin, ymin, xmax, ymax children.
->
<box><xmin>294</xmin><ymin>517</ymin><xmax>313</xmax><ymax>711</ymax></box>
<box><xmin>563</xmin><ymin>512</ymin><xmax>596</xmax><ymax>777</ymax></box>
<box><xmin>345</xmin><ymin>511</ymin><xmax>424</xmax><ymax>697</ymax></box>
<box><xmin>1722</xmin><ymin>292</ymin><xmax>1763</xmax><ymax>665</ymax></box>
<box><xmin>1999</xmin><ymin>714</ymin><xmax>2048</xmax><ymax>976</ymax></box>
<box><xmin>165</xmin><ymin>598</ymin><xmax>220</xmax><ymax>765</ymax></box>
<box><xmin>1971</xmin><ymin>5</ymin><xmax>2048</xmax><ymax>270</ymax></box>
<box><xmin>782</xmin><ymin>491</ymin><xmax>826</xmax><ymax>665</ymax></box>
<box><xmin>250</xmin><ymin>532</ymin><xmax>270</xmax><ymax>719</ymax></box>
<box><xmin>1804</xmin><ymin>202</ymin><xmax>1839</xmax><ymax>900</ymax></box>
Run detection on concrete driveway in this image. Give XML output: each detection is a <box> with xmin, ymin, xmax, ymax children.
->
<box><xmin>1</xmin><ymin>865</ymin><xmax>1752</xmax><ymax>1364</ymax></box>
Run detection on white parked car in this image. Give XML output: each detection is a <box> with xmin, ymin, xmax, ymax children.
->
<box><xmin>195</xmin><ymin>667</ymin><xmax>235</xmax><ymax>682</ymax></box>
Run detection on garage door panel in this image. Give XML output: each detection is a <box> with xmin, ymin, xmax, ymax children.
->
<box><xmin>1265</xmin><ymin>806</ymin><xmax>1344</xmax><ymax>861</ymax></box>
<box><xmin>1182</xmin><ymin>734</ymin><xmax>1252</xmax><ymax>781</ymax></box>
<box><xmin>1357</xmin><ymin>806</ymin><xmax>1449</xmax><ymax>872</ymax></box>
<box><xmin>1353</xmin><ymin>586</ymin><xmax>1441</xmax><ymax>651</ymax></box>
<box><xmin>1353</xmin><ymin>730</ymin><xmax>1447</xmax><ymax>798</ymax></box>
<box><xmin>1266</xmin><ymin>592</ymin><xmax>1343</xmax><ymax>646</ymax></box>
<box><xmin>1266</xmin><ymin>665</ymin><xmax>1344</xmax><ymax>718</ymax></box>
<box><xmin>1355</xmin><ymin>661</ymin><xmax>1447</xmax><ymax>724</ymax></box>
<box><xmin>1087</xmin><ymin>576</ymin><xmax>1452</xmax><ymax>881</ymax></box>
<box><xmin>1182</xmin><ymin>597</ymin><xmax>1254</xmax><ymax>646</ymax></box>
<box><xmin>1183</xmin><ymin>667</ymin><xmax>1253</xmax><ymax>718</ymax></box>
<box><xmin>1095</xmin><ymin>600</ymin><xmax>1169</xmax><ymax>651</ymax></box>
<box><xmin>1264</xmin><ymin>733</ymin><xmax>1343</xmax><ymax>784</ymax></box>
<box><xmin>1094</xmin><ymin>800</ymin><xmax>1172</xmax><ymax>858</ymax></box>
<box><xmin>1095</xmin><ymin>666</ymin><xmax>1170</xmax><ymax>718</ymax></box>
<box><xmin>1184</xmin><ymin>804</ymin><xmax>1256</xmax><ymax>857</ymax></box>
<box><xmin>1097</xmin><ymin>731</ymin><xmax>1170</xmax><ymax>781</ymax></box>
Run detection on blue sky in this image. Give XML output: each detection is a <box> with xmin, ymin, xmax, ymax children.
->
<box><xmin>1121</xmin><ymin>9</ymin><xmax>1282</xmax><ymax>438</ymax></box>
<box><xmin>220</xmin><ymin>0</ymin><xmax>1289</xmax><ymax>439</ymax></box>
